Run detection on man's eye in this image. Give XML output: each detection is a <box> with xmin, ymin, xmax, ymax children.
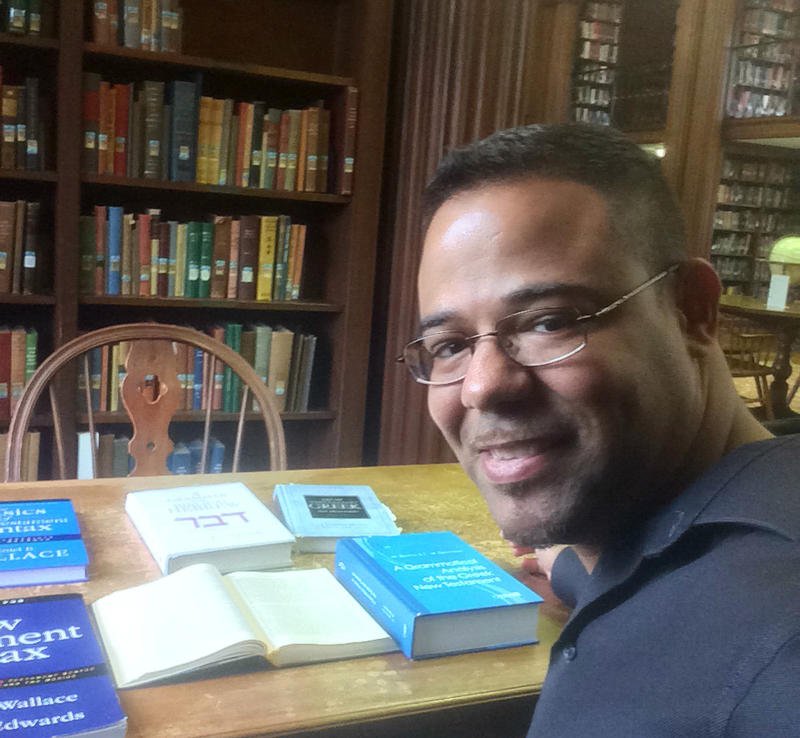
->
<box><xmin>424</xmin><ymin>336</ymin><xmax>469</xmax><ymax>359</ymax></box>
<box><xmin>523</xmin><ymin>312</ymin><xmax>576</xmax><ymax>334</ymax></box>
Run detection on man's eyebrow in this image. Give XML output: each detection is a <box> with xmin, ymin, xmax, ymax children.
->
<box><xmin>417</xmin><ymin>282</ymin><xmax>605</xmax><ymax>335</ymax></box>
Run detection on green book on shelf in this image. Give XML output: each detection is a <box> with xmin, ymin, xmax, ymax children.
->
<box><xmin>223</xmin><ymin>322</ymin><xmax>242</xmax><ymax>412</ymax></box>
<box><xmin>198</xmin><ymin>221</ymin><xmax>213</xmax><ymax>299</ymax></box>
<box><xmin>184</xmin><ymin>220</ymin><xmax>201</xmax><ymax>298</ymax></box>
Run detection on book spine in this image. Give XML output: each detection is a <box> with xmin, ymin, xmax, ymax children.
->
<box><xmin>248</xmin><ymin>101</ymin><xmax>265</xmax><ymax>188</ymax></box>
<box><xmin>93</xmin><ymin>204</ymin><xmax>107</xmax><ymax>295</ymax></box>
<box><xmin>21</xmin><ymin>200</ymin><xmax>39</xmax><ymax>294</ymax></box>
<box><xmin>334</xmin><ymin>539</ymin><xmax>417</xmax><ymax>658</ymax></box>
<box><xmin>317</xmin><ymin>107</ymin><xmax>330</xmax><ymax>193</ymax></box>
<box><xmin>263</xmin><ymin>108</ymin><xmax>281</xmax><ymax>190</ymax></box>
<box><xmin>14</xmin><ymin>84</ymin><xmax>26</xmax><ymax>172</ymax></box>
<box><xmin>284</xmin><ymin>109</ymin><xmax>301</xmax><ymax>191</ymax></box>
<box><xmin>10</xmin><ymin>200</ymin><xmax>24</xmax><ymax>294</ymax></box>
<box><xmin>226</xmin><ymin>217</ymin><xmax>239</xmax><ymax>299</ymax></box>
<box><xmin>2</xmin><ymin>86</ymin><xmax>20</xmax><ymax>170</ymax></box>
<box><xmin>142</xmin><ymin>80</ymin><xmax>164</xmax><ymax>179</ymax></box>
<box><xmin>198</xmin><ymin>221</ymin><xmax>213</xmax><ymax>298</ymax></box>
<box><xmin>106</xmin><ymin>205</ymin><xmax>123</xmax><ymax>295</ymax></box>
<box><xmin>167</xmin><ymin>220</ymin><xmax>177</xmax><ymax>296</ymax></box>
<box><xmin>157</xmin><ymin>219</ymin><xmax>170</xmax><ymax>296</ymax></box>
<box><xmin>78</xmin><ymin>215</ymin><xmax>95</xmax><ymax>295</ymax></box>
<box><xmin>136</xmin><ymin>211</ymin><xmax>151</xmax><ymax>296</ymax></box>
<box><xmin>169</xmin><ymin>79</ymin><xmax>197</xmax><ymax>182</ymax></box>
<box><xmin>184</xmin><ymin>220</ymin><xmax>200</xmax><ymax>297</ymax></box>
<box><xmin>112</xmin><ymin>83</ymin><xmax>130</xmax><ymax>176</ymax></box>
<box><xmin>174</xmin><ymin>221</ymin><xmax>186</xmax><ymax>297</ymax></box>
<box><xmin>336</xmin><ymin>86</ymin><xmax>358</xmax><ymax>195</ymax></box>
<box><xmin>9</xmin><ymin>327</ymin><xmax>26</xmax><ymax>415</ymax></box>
<box><xmin>0</xmin><ymin>201</ymin><xmax>14</xmax><ymax>293</ymax></box>
<box><xmin>256</xmin><ymin>215</ymin><xmax>277</xmax><ymax>301</ymax></box>
<box><xmin>195</xmin><ymin>95</ymin><xmax>211</xmax><ymax>184</ymax></box>
<box><xmin>210</xmin><ymin>214</ymin><xmax>231</xmax><ymax>299</ymax></box>
<box><xmin>304</xmin><ymin>106</ymin><xmax>320</xmax><ymax>192</ymax></box>
<box><xmin>24</xmin><ymin>76</ymin><xmax>39</xmax><ymax>171</ymax></box>
<box><xmin>236</xmin><ymin>214</ymin><xmax>259</xmax><ymax>301</ymax></box>
<box><xmin>120</xmin><ymin>212</ymin><xmax>134</xmax><ymax>295</ymax></box>
<box><xmin>148</xmin><ymin>209</ymin><xmax>160</xmax><ymax>296</ymax></box>
<box><xmin>207</xmin><ymin>97</ymin><xmax>224</xmax><ymax>186</ymax></box>
<box><xmin>122</xmin><ymin>0</ymin><xmax>141</xmax><ymax>48</ymax></box>
<box><xmin>24</xmin><ymin>327</ymin><xmax>37</xmax><ymax>383</ymax></box>
<box><xmin>0</xmin><ymin>329</ymin><xmax>11</xmax><ymax>422</ymax></box>
<box><xmin>97</xmin><ymin>80</ymin><xmax>111</xmax><ymax>175</ymax></box>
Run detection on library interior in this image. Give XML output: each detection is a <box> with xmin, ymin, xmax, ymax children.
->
<box><xmin>1</xmin><ymin>1</ymin><xmax>800</xmax><ymax>737</ymax></box>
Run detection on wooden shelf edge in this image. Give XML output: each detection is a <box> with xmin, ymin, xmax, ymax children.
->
<box><xmin>0</xmin><ymin>293</ymin><xmax>55</xmax><ymax>305</ymax></box>
<box><xmin>0</xmin><ymin>169</ymin><xmax>58</xmax><ymax>183</ymax></box>
<box><xmin>723</xmin><ymin>116</ymin><xmax>800</xmax><ymax>143</ymax></box>
<box><xmin>78</xmin><ymin>296</ymin><xmax>341</xmax><ymax>312</ymax></box>
<box><xmin>624</xmin><ymin>129</ymin><xmax>666</xmax><ymax>145</ymax></box>
<box><xmin>83</xmin><ymin>42</ymin><xmax>356</xmax><ymax>89</ymax></box>
<box><xmin>0</xmin><ymin>32</ymin><xmax>58</xmax><ymax>50</ymax></box>
<box><xmin>79</xmin><ymin>410</ymin><xmax>335</xmax><ymax>423</ymax></box>
<box><xmin>81</xmin><ymin>174</ymin><xmax>349</xmax><ymax>203</ymax></box>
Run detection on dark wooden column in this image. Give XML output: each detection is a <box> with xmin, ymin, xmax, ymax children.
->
<box><xmin>370</xmin><ymin>0</ymin><xmax>542</xmax><ymax>466</ymax></box>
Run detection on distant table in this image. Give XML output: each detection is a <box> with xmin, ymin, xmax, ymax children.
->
<box><xmin>719</xmin><ymin>295</ymin><xmax>800</xmax><ymax>417</ymax></box>
<box><xmin>0</xmin><ymin>465</ymin><xmax>566</xmax><ymax>738</ymax></box>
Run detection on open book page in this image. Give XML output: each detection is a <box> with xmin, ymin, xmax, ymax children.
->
<box><xmin>92</xmin><ymin>563</ymin><xmax>263</xmax><ymax>687</ymax></box>
<box><xmin>224</xmin><ymin>568</ymin><xmax>396</xmax><ymax>666</ymax></box>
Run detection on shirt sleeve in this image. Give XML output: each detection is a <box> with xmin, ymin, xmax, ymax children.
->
<box><xmin>726</xmin><ymin>631</ymin><xmax>800</xmax><ymax>735</ymax></box>
<box><xmin>549</xmin><ymin>546</ymin><xmax>591</xmax><ymax>608</ymax></box>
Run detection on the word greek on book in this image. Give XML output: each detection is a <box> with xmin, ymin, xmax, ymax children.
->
<box><xmin>273</xmin><ymin>483</ymin><xmax>401</xmax><ymax>553</ymax></box>
<box><xmin>0</xmin><ymin>594</ymin><xmax>126</xmax><ymax>737</ymax></box>
<box><xmin>125</xmin><ymin>482</ymin><xmax>294</xmax><ymax>574</ymax></box>
<box><xmin>0</xmin><ymin>500</ymin><xmax>88</xmax><ymax>587</ymax></box>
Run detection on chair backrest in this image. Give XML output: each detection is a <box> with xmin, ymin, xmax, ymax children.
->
<box><xmin>4</xmin><ymin>323</ymin><xmax>287</xmax><ymax>482</ymax></box>
<box><xmin>717</xmin><ymin>314</ymin><xmax>778</xmax><ymax>373</ymax></box>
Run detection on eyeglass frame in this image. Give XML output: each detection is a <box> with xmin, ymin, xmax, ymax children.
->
<box><xmin>397</xmin><ymin>262</ymin><xmax>683</xmax><ymax>386</ymax></box>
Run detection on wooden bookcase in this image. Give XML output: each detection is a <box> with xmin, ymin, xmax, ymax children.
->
<box><xmin>0</xmin><ymin>0</ymin><xmax>392</xmax><ymax>476</ymax></box>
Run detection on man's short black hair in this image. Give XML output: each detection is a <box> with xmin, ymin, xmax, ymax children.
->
<box><xmin>422</xmin><ymin>123</ymin><xmax>686</xmax><ymax>270</ymax></box>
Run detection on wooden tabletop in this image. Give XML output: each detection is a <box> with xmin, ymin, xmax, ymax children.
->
<box><xmin>0</xmin><ymin>464</ymin><xmax>565</xmax><ymax>738</ymax></box>
<box><xmin>719</xmin><ymin>294</ymin><xmax>800</xmax><ymax>321</ymax></box>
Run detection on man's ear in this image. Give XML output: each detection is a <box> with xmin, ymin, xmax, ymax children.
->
<box><xmin>675</xmin><ymin>258</ymin><xmax>721</xmax><ymax>346</ymax></box>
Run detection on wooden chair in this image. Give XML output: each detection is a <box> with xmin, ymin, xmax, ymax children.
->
<box><xmin>4</xmin><ymin>323</ymin><xmax>287</xmax><ymax>482</ymax></box>
<box><xmin>718</xmin><ymin>314</ymin><xmax>778</xmax><ymax>420</ymax></box>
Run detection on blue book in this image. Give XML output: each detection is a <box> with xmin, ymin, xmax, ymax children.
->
<box><xmin>208</xmin><ymin>437</ymin><xmax>225</xmax><ymax>473</ymax></box>
<box><xmin>167</xmin><ymin>79</ymin><xmax>198</xmax><ymax>182</ymax></box>
<box><xmin>273</xmin><ymin>483</ymin><xmax>400</xmax><ymax>553</ymax></box>
<box><xmin>335</xmin><ymin>531</ymin><xmax>543</xmax><ymax>659</ymax></box>
<box><xmin>0</xmin><ymin>500</ymin><xmax>89</xmax><ymax>587</ymax></box>
<box><xmin>105</xmin><ymin>206</ymin><xmax>123</xmax><ymax>295</ymax></box>
<box><xmin>188</xmin><ymin>438</ymin><xmax>204</xmax><ymax>473</ymax></box>
<box><xmin>0</xmin><ymin>594</ymin><xmax>126</xmax><ymax>736</ymax></box>
<box><xmin>191</xmin><ymin>347</ymin><xmax>203</xmax><ymax>410</ymax></box>
<box><xmin>168</xmin><ymin>442</ymin><xmax>192</xmax><ymax>474</ymax></box>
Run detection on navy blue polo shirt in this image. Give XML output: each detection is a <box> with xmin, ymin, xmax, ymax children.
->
<box><xmin>528</xmin><ymin>435</ymin><xmax>800</xmax><ymax>737</ymax></box>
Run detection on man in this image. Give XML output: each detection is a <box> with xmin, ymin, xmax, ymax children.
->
<box><xmin>399</xmin><ymin>123</ymin><xmax>800</xmax><ymax>736</ymax></box>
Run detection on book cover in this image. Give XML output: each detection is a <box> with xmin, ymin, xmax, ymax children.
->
<box><xmin>124</xmin><ymin>481</ymin><xmax>295</xmax><ymax>574</ymax></box>
<box><xmin>0</xmin><ymin>593</ymin><xmax>126</xmax><ymax>737</ymax></box>
<box><xmin>273</xmin><ymin>484</ymin><xmax>401</xmax><ymax>553</ymax></box>
<box><xmin>167</xmin><ymin>79</ymin><xmax>197</xmax><ymax>182</ymax></box>
<box><xmin>92</xmin><ymin>563</ymin><xmax>395</xmax><ymax>687</ymax></box>
<box><xmin>0</xmin><ymin>499</ymin><xmax>89</xmax><ymax>587</ymax></box>
<box><xmin>334</xmin><ymin>531</ymin><xmax>543</xmax><ymax>659</ymax></box>
<box><xmin>0</xmin><ymin>201</ymin><xmax>15</xmax><ymax>293</ymax></box>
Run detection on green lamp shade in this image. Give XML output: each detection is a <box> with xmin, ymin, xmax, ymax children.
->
<box><xmin>769</xmin><ymin>235</ymin><xmax>800</xmax><ymax>284</ymax></box>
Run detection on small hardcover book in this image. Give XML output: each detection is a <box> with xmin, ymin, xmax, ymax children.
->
<box><xmin>0</xmin><ymin>499</ymin><xmax>89</xmax><ymax>587</ymax></box>
<box><xmin>0</xmin><ymin>593</ymin><xmax>127</xmax><ymax>737</ymax></box>
<box><xmin>124</xmin><ymin>482</ymin><xmax>295</xmax><ymax>575</ymax></box>
<box><xmin>91</xmin><ymin>563</ymin><xmax>396</xmax><ymax>687</ymax></box>
<box><xmin>273</xmin><ymin>483</ymin><xmax>401</xmax><ymax>553</ymax></box>
<box><xmin>335</xmin><ymin>531</ymin><xmax>543</xmax><ymax>659</ymax></box>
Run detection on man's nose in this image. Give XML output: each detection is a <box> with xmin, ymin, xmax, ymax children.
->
<box><xmin>460</xmin><ymin>336</ymin><xmax>538</xmax><ymax>410</ymax></box>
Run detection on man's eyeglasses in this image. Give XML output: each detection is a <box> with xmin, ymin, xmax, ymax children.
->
<box><xmin>398</xmin><ymin>263</ymin><xmax>682</xmax><ymax>386</ymax></box>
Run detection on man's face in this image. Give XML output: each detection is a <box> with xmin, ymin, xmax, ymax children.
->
<box><xmin>417</xmin><ymin>178</ymin><xmax>702</xmax><ymax>547</ymax></box>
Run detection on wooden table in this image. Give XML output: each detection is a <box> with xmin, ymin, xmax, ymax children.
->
<box><xmin>719</xmin><ymin>294</ymin><xmax>800</xmax><ymax>417</ymax></box>
<box><xmin>0</xmin><ymin>464</ymin><xmax>565</xmax><ymax>738</ymax></box>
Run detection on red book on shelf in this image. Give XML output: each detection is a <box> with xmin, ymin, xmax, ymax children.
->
<box><xmin>137</xmin><ymin>211</ymin><xmax>151</xmax><ymax>297</ymax></box>
<box><xmin>82</xmin><ymin>73</ymin><xmax>101</xmax><ymax>174</ymax></box>
<box><xmin>113</xmin><ymin>83</ymin><xmax>130</xmax><ymax>176</ymax></box>
<box><xmin>93</xmin><ymin>205</ymin><xmax>107</xmax><ymax>295</ymax></box>
<box><xmin>336</xmin><ymin>86</ymin><xmax>358</xmax><ymax>195</ymax></box>
<box><xmin>237</xmin><ymin>214</ymin><xmax>259</xmax><ymax>301</ymax></box>
<box><xmin>275</xmin><ymin>110</ymin><xmax>291</xmax><ymax>191</ymax></box>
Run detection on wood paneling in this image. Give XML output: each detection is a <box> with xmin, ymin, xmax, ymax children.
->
<box><xmin>372</xmin><ymin>0</ymin><xmax>540</xmax><ymax>466</ymax></box>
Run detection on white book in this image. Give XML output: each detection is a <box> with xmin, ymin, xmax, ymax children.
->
<box><xmin>125</xmin><ymin>482</ymin><xmax>295</xmax><ymax>574</ymax></box>
<box><xmin>77</xmin><ymin>431</ymin><xmax>98</xmax><ymax>480</ymax></box>
<box><xmin>91</xmin><ymin>563</ymin><xmax>397</xmax><ymax>687</ymax></box>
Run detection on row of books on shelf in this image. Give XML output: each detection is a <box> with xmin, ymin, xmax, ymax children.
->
<box><xmin>717</xmin><ymin>182</ymin><xmax>794</xmax><ymax>209</ymax></box>
<box><xmin>711</xmin><ymin>232</ymin><xmax>777</xmax><ymax>260</ymax></box>
<box><xmin>579</xmin><ymin>20</ymin><xmax>620</xmax><ymax>44</ymax></box>
<box><xmin>0</xmin><ymin>326</ymin><xmax>37</xmax><ymax>422</ymax></box>
<box><xmin>91</xmin><ymin>0</ymin><xmax>183</xmax><ymax>52</ymax></box>
<box><xmin>731</xmin><ymin>57</ymin><xmax>793</xmax><ymax>93</ymax></box>
<box><xmin>79</xmin><ymin>208</ymin><xmax>306</xmax><ymax>302</ymax></box>
<box><xmin>583</xmin><ymin>1</ymin><xmax>622</xmax><ymax>24</ymax></box>
<box><xmin>0</xmin><ymin>483</ymin><xmax>542</xmax><ymax>735</ymax></box>
<box><xmin>714</xmin><ymin>207</ymin><xmax>786</xmax><ymax>231</ymax></box>
<box><xmin>1</xmin><ymin>73</ymin><xmax>48</xmax><ymax>172</ymax></box>
<box><xmin>0</xmin><ymin>199</ymin><xmax>43</xmax><ymax>294</ymax></box>
<box><xmin>721</xmin><ymin>156</ymin><xmax>793</xmax><ymax>184</ymax></box>
<box><xmin>741</xmin><ymin>7</ymin><xmax>799</xmax><ymax>38</ymax></box>
<box><xmin>81</xmin><ymin>74</ymin><xmax>358</xmax><ymax>195</ymax></box>
<box><xmin>80</xmin><ymin>324</ymin><xmax>317</xmax><ymax>415</ymax></box>
<box><xmin>727</xmin><ymin>81</ymin><xmax>793</xmax><ymax>118</ymax></box>
<box><xmin>75</xmin><ymin>431</ymin><xmax>226</xmax><ymax>479</ymax></box>
<box><xmin>0</xmin><ymin>430</ymin><xmax>39</xmax><ymax>480</ymax></box>
<box><xmin>577</xmin><ymin>38</ymin><xmax>618</xmax><ymax>64</ymax></box>
<box><xmin>746</xmin><ymin>0</ymin><xmax>798</xmax><ymax>12</ymax></box>
<box><xmin>0</xmin><ymin>0</ymin><xmax>52</xmax><ymax>36</ymax></box>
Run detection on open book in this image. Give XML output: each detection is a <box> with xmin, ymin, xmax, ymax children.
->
<box><xmin>91</xmin><ymin>563</ymin><xmax>397</xmax><ymax>687</ymax></box>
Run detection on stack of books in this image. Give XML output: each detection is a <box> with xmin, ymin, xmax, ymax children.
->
<box><xmin>0</xmin><ymin>75</ymin><xmax>47</xmax><ymax>172</ymax></box>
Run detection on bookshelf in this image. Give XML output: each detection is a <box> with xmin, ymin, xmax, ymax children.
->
<box><xmin>1</xmin><ymin>0</ymin><xmax>391</xmax><ymax>476</ymax></box>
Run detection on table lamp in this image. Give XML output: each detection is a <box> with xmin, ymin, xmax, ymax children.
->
<box><xmin>768</xmin><ymin>235</ymin><xmax>800</xmax><ymax>308</ymax></box>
